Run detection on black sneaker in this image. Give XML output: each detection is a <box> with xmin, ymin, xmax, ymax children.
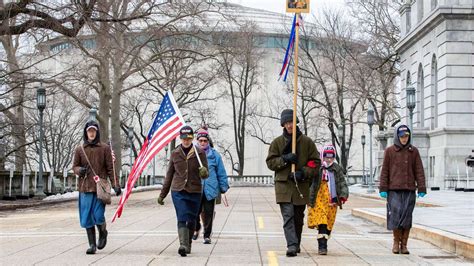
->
<box><xmin>203</xmin><ymin>237</ymin><xmax>211</xmax><ymax>244</ymax></box>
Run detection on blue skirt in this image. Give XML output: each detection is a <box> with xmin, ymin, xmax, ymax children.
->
<box><xmin>171</xmin><ymin>190</ymin><xmax>201</xmax><ymax>222</ymax></box>
<box><xmin>79</xmin><ymin>192</ymin><xmax>105</xmax><ymax>228</ymax></box>
<box><xmin>386</xmin><ymin>190</ymin><xmax>416</xmax><ymax>230</ymax></box>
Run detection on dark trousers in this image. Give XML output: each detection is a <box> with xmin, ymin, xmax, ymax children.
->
<box><xmin>195</xmin><ymin>193</ymin><xmax>216</xmax><ymax>238</ymax></box>
<box><xmin>279</xmin><ymin>203</ymin><xmax>306</xmax><ymax>248</ymax></box>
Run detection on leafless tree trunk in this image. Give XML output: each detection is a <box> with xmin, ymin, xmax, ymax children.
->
<box><xmin>1</xmin><ymin>28</ymin><xmax>27</xmax><ymax>171</ymax></box>
<box><xmin>216</xmin><ymin>21</ymin><xmax>263</xmax><ymax>176</ymax></box>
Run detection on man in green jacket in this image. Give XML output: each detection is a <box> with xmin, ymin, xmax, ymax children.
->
<box><xmin>266</xmin><ymin>109</ymin><xmax>320</xmax><ymax>257</ymax></box>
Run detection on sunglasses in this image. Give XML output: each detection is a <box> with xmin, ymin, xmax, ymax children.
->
<box><xmin>198</xmin><ymin>139</ymin><xmax>208</xmax><ymax>143</ymax></box>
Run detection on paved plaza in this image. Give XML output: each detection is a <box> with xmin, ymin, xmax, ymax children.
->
<box><xmin>0</xmin><ymin>187</ymin><xmax>472</xmax><ymax>265</ymax></box>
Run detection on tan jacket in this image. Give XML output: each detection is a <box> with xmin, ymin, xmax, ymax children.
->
<box><xmin>159</xmin><ymin>145</ymin><xmax>208</xmax><ymax>198</ymax></box>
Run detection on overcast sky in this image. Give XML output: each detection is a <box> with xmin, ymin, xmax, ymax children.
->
<box><xmin>227</xmin><ymin>0</ymin><xmax>346</xmax><ymax>15</ymax></box>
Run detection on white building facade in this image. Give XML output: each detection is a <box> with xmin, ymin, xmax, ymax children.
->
<box><xmin>396</xmin><ymin>0</ymin><xmax>474</xmax><ymax>188</ymax></box>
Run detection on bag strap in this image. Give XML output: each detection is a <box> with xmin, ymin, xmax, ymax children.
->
<box><xmin>81</xmin><ymin>145</ymin><xmax>98</xmax><ymax>177</ymax></box>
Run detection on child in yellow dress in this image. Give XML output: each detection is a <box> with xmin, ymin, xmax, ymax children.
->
<box><xmin>307</xmin><ymin>145</ymin><xmax>348</xmax><ymax>255</ymax></box>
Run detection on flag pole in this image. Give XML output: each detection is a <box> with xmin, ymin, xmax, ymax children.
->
<box><xmin>291</xmin><ymin>13</ymin><xmax>300</xmax><ymax>174</ymax></box>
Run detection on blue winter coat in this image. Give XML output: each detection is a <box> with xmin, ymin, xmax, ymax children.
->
<box><xmin>202</xmin><ymin>148</ymin><xmax>229</xmax><ymax>200</ymax></box>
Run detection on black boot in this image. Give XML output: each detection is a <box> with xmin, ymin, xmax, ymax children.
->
<box><xmin>187</xmin><ymin>228</ymin><xmax>193</xmax><ymax>254</ymax></box>
<box><xmin>318</xmin><ymin>237</ymin><xmax>327</xmax><ymax>255</ymax></box>
<box><xmin>178</xmin><ymin>227</ymin><xmax>189</xmax><ymax>257</ymax></box>
<box><xmin>86</xmin><ymin>227</ymin><xmax>97</xmax><ymax>255</ymax></box>
<box><xmin>286</xmin><ymin>245</ymin><xmax>297</xmax><ymax>257</ymax></box>
<box><xmin>97</xmin><ymin>223</ymin><xmax>108</xmax><ymax>250</ymax></box>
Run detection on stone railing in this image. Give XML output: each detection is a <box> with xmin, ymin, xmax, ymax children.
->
<box><xmin>227</xmin><ymin>175</ymin><xmax>274</xmax><ymax>186</ymax></box>
<box><xmin>0</xmin><ymin>170</ymin><xmax>164</xmax><ymax>200</ymax></box>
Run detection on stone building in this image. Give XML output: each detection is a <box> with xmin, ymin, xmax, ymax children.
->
<box><xmin>396</xmin><ymin>0</ymin><xmax>474</xmax><ymax>188</ymax></box>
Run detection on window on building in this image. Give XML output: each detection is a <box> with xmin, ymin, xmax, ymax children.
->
<box><xmin>406</xmin><ymin>71</ymin><xmax>411</xmax><ymax>123</ymax></box>
<box><xmin>417</xmin><ymin>0</ymin><xmax>424</xmax><ymax>23</ymax></box>
<box><xmin>417</xmin><ymin>63</ymin><xmax>424</xmax><ymax>127</ymax></box>
<box><xmin>431</xmin><ymin>54</ymin><xmax>438</xmax><ymax>129</ymax></box>
<box><xmin>406</xmin><ymin>8</ymin><xmax>411</xmax><ymax>33</ymax></box>
<box><xmin>429</xmin><ymin>156</ymin><xmax>435</xmax><ymax>186</ymax></box>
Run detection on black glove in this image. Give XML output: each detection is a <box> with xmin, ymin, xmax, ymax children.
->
<box><xmin>281</xmin><ymin>153</ymin><xmax>298</xmax><ymax>164</ymax></box>
<box><xmin>288</xmin><ymin>170</ymin><xmax>305</xmax><ymax>182</ymax></box>
<box><xmin>114</xmin><ymin>187</ymin><xmax>122</xmax><ymax>196</ymax></box>
<box><xmin>79</xmin><ymin>167</ymin><xmax>87</xmax><ymax>177</ymax></box>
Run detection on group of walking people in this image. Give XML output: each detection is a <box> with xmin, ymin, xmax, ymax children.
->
<box><xmin>266</xmin><ymin>109</ymin><xmax>426</xmax><ymax>257</ymax></box>
<box><xmin>72</xmin><ymin>108</ymin><xmax>426</xmax><ymax>258</ymax></box>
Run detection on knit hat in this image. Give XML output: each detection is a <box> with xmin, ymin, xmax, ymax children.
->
<box><xmin>323</xmin><ymin>145</ymin><xmax>336</xmax><ymax>158</ymax></box>
<box><xmin>397</xmin><ymin>125</ymin><xmax>410</xmax><ymax>137</ymax></box>
<box><xmin>179</xmin><ymin>126</ymin><xmax>194</xmax><ymax>139</ymax></box>
<box><xmin>196</xmin><ymin>127</ymin><xmax>209</xmax><ymax>140</ymax></box>
<box><xmin>280</xmin><ymin>109</ymin><xmax>299</xmax><ymax>127</ymax></box>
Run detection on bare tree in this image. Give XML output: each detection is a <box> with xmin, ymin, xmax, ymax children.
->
<box><xmin>297</xmin><ymin>8</ymin><xmax>365</xmax><ymax>171</ymax></box>
<box><xmin>347</xmin><ymin>0</ymin><xmax>403</xmax><ymax>130</ymax></box>
<box><xmin>32</xmin><ymin>93</ymin><xmax>86</xmax><ymax>173</ymax></box>
<box><xmin>41</xmin><ymin>1</ymin><xmax>219</xmax><ymax>172</ymax></box>
<box><xmin>215</xmin><ymin>21</ymin><xmax>264</xmax><ymax>175</ymax></box>
<box><xmin>0</xmin><ymin>0</ymin><xmax>97</xmax><ymax>36</ymax></box>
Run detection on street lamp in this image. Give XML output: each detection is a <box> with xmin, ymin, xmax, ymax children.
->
<box><xmin>89</xmin><ymin>106</ymin><xmax>97</xmax><ymax>122</ymax></box>
<box><xmin>367</xmin><ymin>104</ymin><xmax>375</xmax><ymax>193</ymax></box>
<box><xmin>361</xmin><ymin>134</ymin><xmax>366</xmax><ymax>185</ymax></box>
<box><xmin>36</xmin><ymin>86</ymin><xmax>46</xmax><ymax>197</ymax></box>
<box><xmin>128</xmin><ymin>126</ymin><xmax>134</xmax><ymax>170</ymax></box>
<box><xmin>406</xmin><ymin>86</ymin><xmax>416</xmax><ymax>130</ymax></box>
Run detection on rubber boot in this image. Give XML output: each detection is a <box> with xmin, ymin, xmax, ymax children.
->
<box><xmin>187</xmin><ymin>228</ymin><xmax>193</xmax><ymax>254</ymax></box>
<box><xmin>319</xmin><ymin>237</ymin><xmax>328</xmax><ymax>255</ymax></box>
<box><xmin>178</xmin><ymin>227</ymin><xmax>189</xmax><ymax>257</ymax></box>
<box><xmin>317</xmin><ymin>238</ymin><xmax>324</xmax><ymax>255</ymax></box>
<box><xmin>97</xmin><ymin>223</ymin><xmax>108</xmax><ymax>250</ymax></box>
<box><xmin>86</xmin><ymin>227</ymin><xmax>97</xmax><ymax>255</ymax></box>
<box><xmin>392</xmin><ymin>229</ymin><xmax>402</xmax><ymax>254</ymax></box>
<box><xmin>400</xmin><ymin>229</ymin><xmax>410</xmax><ymax>254</ymax></box>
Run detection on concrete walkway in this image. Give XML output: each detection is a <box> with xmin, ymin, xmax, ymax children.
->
<box><xmin>1</xmin><ymin>187</ymin><xmax>472</xmax><ymax>265</ymax></box>
<box><xmin>350</xmin><ymin>185</ymin><xmax>474</xmax><ymax>259</ymax></box>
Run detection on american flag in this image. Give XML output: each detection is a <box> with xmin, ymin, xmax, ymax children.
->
<box><xmin>112</xmin><ymin>91</ymin><xmax>184</xmax><ymax>222</ymax></box>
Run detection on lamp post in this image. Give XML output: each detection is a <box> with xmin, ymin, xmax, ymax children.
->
<box><xmin>36</xmin><ymin>86</ymin><xmax>46</xmax><ymax>197</ymax></box>
<box><xmin>361</xmin><ymin>134</ymin><xmax>366</xmax><ymax>185</ymax></box>
<box><xmin>89</xmin><ymin>106</ymin><xmax>97</xmax><ymax>122</ymax></box>
<box><xmin>367</xmin><ymin>104</ymin><xmax>375</xmax><ymax>193</ymax></box>
<box><xmin>406</xmin><ymin>86</ymin><xmax>416</xmax><ymax>130</ymax></box>
<box><xmin>128</xmin><ymin>126</ymin><xmax>134</xmax><ymax>170</ymax></box>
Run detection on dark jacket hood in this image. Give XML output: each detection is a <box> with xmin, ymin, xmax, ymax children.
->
<box><xmin>393</xmin><ymin>124</ymin><xmax>411</xmax><ymax>148</ymax></box>
<box><xmin>83</xmin><ymin>120</ymin><xmax>101</xmax><ymax>145</ymax></box>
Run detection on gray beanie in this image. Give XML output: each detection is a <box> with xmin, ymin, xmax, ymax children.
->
<box><xmin>280</xmin><ymin>109</ymin><xmax>299</xmax><ymax>127</ymax></box>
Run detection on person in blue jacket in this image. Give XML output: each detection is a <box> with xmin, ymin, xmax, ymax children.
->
<box><xmin>192</xmin><ymin>127</ymin><xmax>229</xmax><ymax>244</ymax></box>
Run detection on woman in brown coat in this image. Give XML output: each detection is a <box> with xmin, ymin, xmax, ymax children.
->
<box><xmin>379</xmin><ymin>124</ymin><xmax>426</xmax><ymax>255</ymax></box>
<box><xmin>157</xmin><ymin>125</ymin><xmax>208</xmax><ymax>256</ymax></box>
<box><xmin>73</xmin><ymin>121</ymin><xmax>121</xmax><ymax>255</ymax></box>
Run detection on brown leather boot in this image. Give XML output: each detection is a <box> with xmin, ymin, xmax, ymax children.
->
<box><xmin>400</xmin><ymin>229</ymin><xmax>410</xmax><ymax>254</ymax></box>
<box><xmin>392</xmin><ymin>229</ymin><xmax>402</xmax><ymax>254</ymax></box>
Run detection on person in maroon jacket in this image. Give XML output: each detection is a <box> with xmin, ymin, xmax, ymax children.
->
<box><xmin>379</xmin><ymin>124</ymin><xmax>426</xmax><ymax>255</ymax></box>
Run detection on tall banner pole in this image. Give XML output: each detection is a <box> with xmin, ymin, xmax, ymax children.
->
<box><xmin>291</xmin><ymin>14</ymin><xmax>300</xmax><ymax>174</ymax></box>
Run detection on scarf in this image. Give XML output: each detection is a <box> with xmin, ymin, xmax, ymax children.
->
<box><xmin>322</xmin><ymin>161</ymin><xmax>338</xmax><ymax>204</ymax></box>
